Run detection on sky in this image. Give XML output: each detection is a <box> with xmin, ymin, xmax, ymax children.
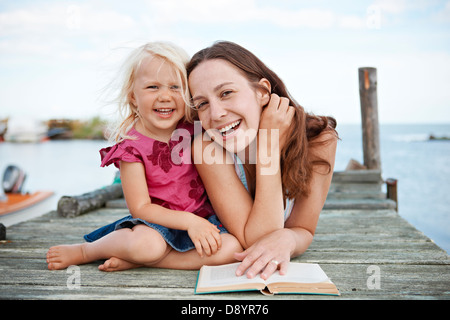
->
<box><xmin>0</xmin><ymin>0</ymin><xmax>449</xmax><ymax>124</ymax></box>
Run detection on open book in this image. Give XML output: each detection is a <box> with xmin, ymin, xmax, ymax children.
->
<box><xmin>195</xmin><ymin>262</ymin><xmax>340</xmax><ymax>296</ymax></box>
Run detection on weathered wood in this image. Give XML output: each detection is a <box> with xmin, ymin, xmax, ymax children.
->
<box><xmin>386</xmin><ymin>178</ymin><xmax>398</xmax><ymax>211</ymax></box>
<box><xmin>1</xmin><ymin>169</ymin><xmax>449</xmax><ymax>301</ymax></box>
<box><xmin>332</xmin><ymin>170</ymin><xmax>383</xmax><ymax>183</ymax></box>
<box><xmin>0</xmin><ymin>204</ymin><xmax>448</xmax><ymax>300</ymax></box>
<box><xmin>57</xmin><ymin>183</ymin><xmax>123</xmax><ymax>218</ymax></box>
<box><xmin>324</xmin><ymin>198</ymin><xmax>396</xmax><ymax>210</ymax></box>
<box><xmin>359</xmin><ymin>67</ymin><xmax>381</xmax><ymax>170</ymax></box>
<box><xmin>0</xmin><ymin>222</ymin><xmax>5</xmax><ymax>240</ymax></box>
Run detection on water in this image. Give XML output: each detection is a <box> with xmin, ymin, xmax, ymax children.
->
<box><xmin>335</xmin><ymin>123</ymin><xmax>450</xmax><ymax>254</ymax></box>
<box><xmin>0</xmin><ymin>124</ymin><xmax>449</xmax><ymax>253</ymax></box>
<box><xmin>0</xmin><ymin>139</ymin><xmax>118</xmax><ymax>224</ymax></box>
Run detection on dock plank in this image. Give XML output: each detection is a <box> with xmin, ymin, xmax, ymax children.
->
<box><xmin>1</xmin><ymin>170</ymin><xmax>449</xmax><ymax>300</ymax></box>
<box><xmin>1</xmin><ymin>206</ymin><xmax>449</xmax><ymax>300</ymax></box>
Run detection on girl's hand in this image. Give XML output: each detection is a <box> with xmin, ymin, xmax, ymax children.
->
<box><xmin>187</xmin><ymin>215</ymin><xmax>222</xmax><ymax>257</ymax></box>
<box><xmin>259</xmin><ymin>94</ymin><xmax>295</xmax><ymax>151</ymax></box>
<box><xmin>234</xmin><ymin>228</ymin><xmax>296</xmax><ymax>280</ymax></box>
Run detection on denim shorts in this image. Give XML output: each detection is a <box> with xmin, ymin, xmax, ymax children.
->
<box><xmin>84</xmin><ymin>214</ymin><xmax>228</xmax><ymax>252</ymax></box>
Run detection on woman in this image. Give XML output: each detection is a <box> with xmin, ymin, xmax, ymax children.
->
<box><xmin>187</xmin><ymin>41</ymin><xmax>338</xmax><ymax>280</ymax></box>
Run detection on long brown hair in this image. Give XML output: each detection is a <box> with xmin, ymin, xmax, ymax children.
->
<box><xmin>187</xmin><ymin>41</ymin><xmax>338</xmax><ymax>200</ymax></box>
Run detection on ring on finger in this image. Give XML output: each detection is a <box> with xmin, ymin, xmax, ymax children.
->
<box><xmin>269</xmin><ymin>259</ymin><xmax>279</xmax><ymax>266</ymax></box>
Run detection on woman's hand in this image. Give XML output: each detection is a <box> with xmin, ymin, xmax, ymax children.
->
<box><xmin>186</xmin><ymin>214</ymin><xmax>222</xmax><ymax>258</ymax></box>
<box><xmin>234</xmin><ymin>228</ymin><xmax>296</xmax><ymax>280</ymax></box>
<box><xmin>259</xmin><ymin>94</ymin><xmax>295</xmax><ymax>151</ymax></box>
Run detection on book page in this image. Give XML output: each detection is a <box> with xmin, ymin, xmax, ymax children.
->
<box><xmin>266</xmin><ymin>263</ymin><xmax>330</xmax><ymax>284</ymax></box>
<box><xmin>199</xmin><ymin>262</ymin><xmax>265</xmax><ymax>287</ymax></box>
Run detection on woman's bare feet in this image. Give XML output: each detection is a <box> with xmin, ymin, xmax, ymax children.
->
<box><xmin>98</xmin><ymin>257</ymin><xmax>143</xmax><ymax>272</ymax></box>
<box><xmin>46</xmin><ymin>244</ymin><xmax>88</xmax><ymax>270</ymax></box>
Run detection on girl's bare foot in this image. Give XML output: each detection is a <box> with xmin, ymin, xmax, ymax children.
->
<box><xmin>46</xmin><ymin>244</ymin><xmax>88</xmax><ymax>270</ymax></box>
<box><xmin>98</xmin><ymin>257</ymin><xmax>143</xmax><ymax>272</ymax></box>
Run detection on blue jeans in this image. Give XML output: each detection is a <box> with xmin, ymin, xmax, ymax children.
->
<box><xmin>84</xmin><ymin>214</ymin><xmax>228</xmax><ymax>252</ymax></box>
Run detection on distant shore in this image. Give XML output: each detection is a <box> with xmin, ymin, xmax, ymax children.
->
<box><xmin>429</xmin><ymin>134</ymin><xmax>450</xmax><ymax>141</ymax></box>
<box><xmin>0</xmin><ymin>116</ymin><xmax>108</xmax><ymax>142</ymax></box>
<box><xmin>46</xmin><ymin>117</ymin><xmax>108</xmax><ymax>140</ymax></box>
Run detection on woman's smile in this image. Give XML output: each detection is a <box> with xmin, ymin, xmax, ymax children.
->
<box><xmin>217</xmin><ymin>119</ymin><xmax>241</xmax><ymax>138</ymax></box>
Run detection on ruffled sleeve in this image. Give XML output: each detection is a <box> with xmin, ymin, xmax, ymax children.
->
<box><xmin>100</xmin><ymin>143</ymin><xmax>143</xmax><ymax>169</ymax></box>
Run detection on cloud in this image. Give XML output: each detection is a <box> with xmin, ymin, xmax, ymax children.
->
<box><xmin>371</xmin><ymin>0</ymin><xmax>408</xmax><ymax>14</ymax></box>
<box><xmin>147</xmin><ymin>0</ymin><xmax>366</xmax><ymax>29</ymax></box>
<box><xmin>0</xmin><ymin>3</ymin><xmax>136</xmax><ymax>36</ymax></box>
<box><xmin>433</xmin><ymin>1</ymin><xmax>450</xmax><ymax>23</ymax></box>
<box><xmin>0</xmin><ymin>3</ymin><xmax>138</xmax><ymax>61</ymax></box>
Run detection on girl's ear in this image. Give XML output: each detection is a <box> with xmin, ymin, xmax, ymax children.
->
<box><xmin>129</xmin><ymin>91</ymin><xmax>137</xmax><ymax>108</ymax></box>
<box><xmin>257</xmin><ymin>78</ymin><xmax>271</xmax><ymax>107</ymax></box>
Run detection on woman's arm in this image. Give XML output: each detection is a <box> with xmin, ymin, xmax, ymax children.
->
<box><xmin>193</xmin><ymin>95</ymin><xmax>294</xmax><ymax>248</ymax></box>
<box><xmin>235</xmin><ymin>132</ymin><xmax>338</xmax><ymax>279</ymax></box>
<box><xmin>243</xmin><ymin>95</ymin><xmax>295</xmax><ymax>245</ymax></box>
<box><xmin>120</xmin><ymin>161</ymin><xmax>221</xmax><ymax>257</ymax></box>
<box><xmin>192</xmin><ymin>137</ymin><xmax>254</xmax><ymax>248</ymax></box>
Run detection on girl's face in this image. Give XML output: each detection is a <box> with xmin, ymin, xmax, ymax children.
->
<box><xmin>131</xmin><ymin>56</ymin><xmax>185</xmax><ymax>141</ymax></box>
<box><xmin>189</xmin><ymin>59</ymin><xmax>269</xmax><ymax>153</ymax></box>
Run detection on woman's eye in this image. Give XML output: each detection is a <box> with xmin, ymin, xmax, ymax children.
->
<box><xmin>195</xmin><ymin>101</ymin><xmax>208</xmax><ymax>110</ymax></box>
<box><xmin>221</xmin><ymin>90</ymin><xmax>232</xmax><ymax>98</ymax></box>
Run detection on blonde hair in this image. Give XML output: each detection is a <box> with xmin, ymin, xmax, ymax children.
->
<box><xmin>107</xmin><ymin>42</ymin><xmax>190</xmax><ymax>143</ymax></box>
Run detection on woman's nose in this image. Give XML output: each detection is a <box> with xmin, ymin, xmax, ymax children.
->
<box><xmin>209</xmin><ymin>100</ymin><xmax>227</xmax><ymax>121</ymax></box>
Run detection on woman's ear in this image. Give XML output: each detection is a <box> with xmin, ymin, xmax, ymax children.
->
<box><xmin>257</xmin><ymin>78</ymin><xmax>271</xmax><ymax>106</ymax></box>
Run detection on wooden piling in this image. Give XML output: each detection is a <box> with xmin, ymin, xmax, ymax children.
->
<box><xmin>359</xmin><ymin>67</ymin><xmax>381</xmax><ymax>170</ymax></box>
<box><xmin>386</xmin><ymin>178</ymin><xmax>398</xmax><ymax>211</ymax></box>
<box><xmin>0</xmin><ymin>223</ymin><xmax>5</xmax><ymax>240</ymax></box>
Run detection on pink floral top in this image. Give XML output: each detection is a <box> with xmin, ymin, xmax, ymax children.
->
<box><xmin>100</xmin><ymin>121</ymin><xmax>214</xmax><ymax>218</ymax></box>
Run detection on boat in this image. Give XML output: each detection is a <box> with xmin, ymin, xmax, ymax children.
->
<box><xmin>0</xmin><ymin>165</ymin><xmax>54</xmax><ymax>227</ymax></box>
<box><xmin>3</xmin><ymin>118</ymin><xmax>48</xmax><ymax>143</ymax></box>
<box><xmin>0</xmin><ymin>191</ymin><xmax>54</xmax><ymax>216</ymax></box>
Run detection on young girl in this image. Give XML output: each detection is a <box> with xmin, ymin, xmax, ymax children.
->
<box><xmin>46</xmin><ymin>42</ymin><xmax>241</xmax><ymax>271</ymax></box>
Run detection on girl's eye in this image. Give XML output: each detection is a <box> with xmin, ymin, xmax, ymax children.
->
<box><xmin>170</xmin><ymin>85</ymin><xmax>181</xmax><ymax>91</ymax></box>
<box><xmin>147</xmin><ymin>85</ymin><xmax>158</xmax><ymax>90</ymax></box>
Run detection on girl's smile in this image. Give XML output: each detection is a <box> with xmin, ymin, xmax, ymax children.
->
<box><xmin>154</xmin><ymin>108</ymin><xmax>175</xmax><ymax>118</ymax></box>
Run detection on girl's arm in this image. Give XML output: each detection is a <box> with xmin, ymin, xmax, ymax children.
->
<box><xmin>120</xmin><ymin>161</ymin><xmax>221</xmax><ymax>257</ymax></box>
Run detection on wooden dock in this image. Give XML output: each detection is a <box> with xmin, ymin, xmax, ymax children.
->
<box><xmin>0</xmin><ymin>169</ymin><xmax>449</xmax><ymax>301</ymax></box>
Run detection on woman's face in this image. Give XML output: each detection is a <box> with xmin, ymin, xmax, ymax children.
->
<box><xmin>188</xmin><ymin>59</ymin><xmax>268</xmax><ymax>154</ymax></box>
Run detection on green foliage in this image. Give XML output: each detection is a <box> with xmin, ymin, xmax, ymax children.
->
<box><xmin>70</xmin><ymin>117</ymin><xmax>108</xmax><ymax>140</ymax></box>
